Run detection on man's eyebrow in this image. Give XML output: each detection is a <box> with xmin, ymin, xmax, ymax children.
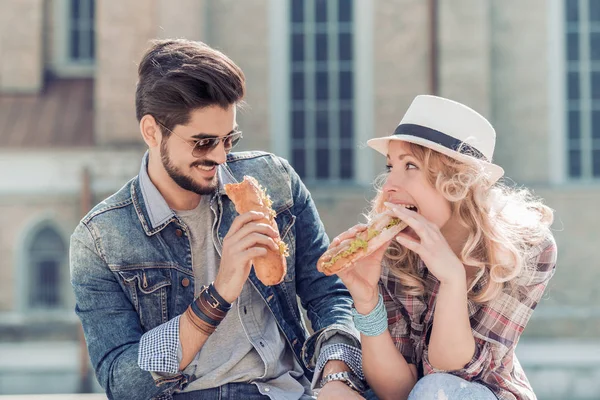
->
<box><xmin>190</xmin><ymin>126</ymin><xmax>239</xmax><ymax>140</ymax></box>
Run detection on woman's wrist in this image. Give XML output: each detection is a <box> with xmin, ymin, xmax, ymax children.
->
<box><xmin>438</xmin><ymin>271</ymin><xmax>468</xmax><ymax>291</ymax></box>
<box><xmin>436</xmin><ymin>263</ymin><xmax>467</xmax><ymax>288</ymax></box>
<box><xmin>353</xmin><ymin>295</ymin><xmax>379</xmax><ymax>315</ymax></box>
<box><xmin>352</xmin><ymin>294</ymin><xmax>388</xmax><ymax>337</ymax></box>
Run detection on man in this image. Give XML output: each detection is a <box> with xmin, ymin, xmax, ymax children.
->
<box><xmin>70</xmin><ymin>39</ymin><xmax>365</xmax><ymax>400</ymax></box>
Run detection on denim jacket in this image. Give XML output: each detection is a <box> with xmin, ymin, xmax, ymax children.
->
<box><xmin>70</xmin><ymin>151</ymin><xmax>360</xmax><ymax>400</ymax></box>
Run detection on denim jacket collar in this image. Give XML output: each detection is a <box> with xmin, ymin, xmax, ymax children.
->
<box><xmin>136</xmin><ymin>151</ymin><xmax>238</xmax><ymax>235</ymax></box>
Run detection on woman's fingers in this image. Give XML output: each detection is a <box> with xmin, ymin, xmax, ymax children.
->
<box><xmin>331</xmin><ymin>223</ymin><xmax>368</xmax><ymax>246</ymax></box>
<box><xmin>395</xmin><ymin>233</ymin><xmax>421</xmax><ymax>253</ymax></box>
<box><xmin>384</xmin><ymin>202</ymin><xmax>434</xmax><ymax>241</ymax></box>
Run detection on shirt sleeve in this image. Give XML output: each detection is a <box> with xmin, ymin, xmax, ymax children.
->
<box><xmin>138</xmin><ymin>315</ymin><xmax>182</xmax><ymax>375</ymax></box>
<box><xmin>423</xmin><ymin>239</ymin><xmax>557</xmax><ymax>379</ymax></box>
<box><xmin>312</xmin><ymin>342</ymin><xmax>364</xmax><ymax>390</ymax></box>
<box><xmin>308</xmin><ymin>329</ymin><xmax>364</xmax><ymax>389</ymax></box>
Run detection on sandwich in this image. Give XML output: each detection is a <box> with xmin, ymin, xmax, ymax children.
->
<box><xmin>317</xmin><ymin>211</ymin><xmax>408</xmax><ymax>275</ymax></box>
<box><xmin>224</xmin><ymin>176</ymin><xmax>288</xmax><ymax>286</ymax></box>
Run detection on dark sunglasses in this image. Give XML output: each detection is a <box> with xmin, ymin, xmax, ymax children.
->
<box><xmin>156</xmin><ymin>120</ymin><xmax>243</xmax><ymax>157</ymax></box>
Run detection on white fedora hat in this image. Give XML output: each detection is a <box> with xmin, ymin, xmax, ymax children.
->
<box><xmin>367</xmin><ymin>95</ymin><xmax>504</xmax><ymax>183</ymax></box>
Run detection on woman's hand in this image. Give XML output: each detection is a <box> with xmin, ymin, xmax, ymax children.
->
<box><xmin>384</xmin><ymin>202</ymin><xmax>466</xmax><ymax>286</ymax></box>
<box><xmin>329</xmin><ymin>224</ymin><xmax>391</xmax><ymax>314</ymax></box>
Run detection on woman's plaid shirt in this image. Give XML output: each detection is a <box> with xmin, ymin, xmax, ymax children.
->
<box><xmin>380</xmin><ymin>236</ymin><xmax>557</xmax><ymax>400</ymax></box>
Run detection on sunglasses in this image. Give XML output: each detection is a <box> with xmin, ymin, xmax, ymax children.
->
<box><xmin>156</xmin><ymin>120</ymin><xmax>243</xmax><ymax>158</ymax></box>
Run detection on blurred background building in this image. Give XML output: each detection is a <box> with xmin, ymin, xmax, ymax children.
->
<box><xmin>0</xmin><ymin>0</ymin><xmax>598</xmax><ymax>399</ymax></box>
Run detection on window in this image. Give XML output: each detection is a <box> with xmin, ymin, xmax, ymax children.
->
<box><xmin>68</xmin><ymin>0</ymin><xmax>95</xmax><ymax>64</ymax></box>
<box><xmin>27</xmin><ymin>226</ymin><xmax>66</xmax><ymax>309</ymax></box>
<box><xmin>565</xmin><ymin>0</ymin><xmax>600</xmax><ymax>178</ymax></box>
<box><xmin>289</xmin><ymin>0</ymin><xmax>355</xmax><ymax>182</ymax></box>
<box><xmin>53</xmin><ymin>0</ymin><xmax>95</xmax><ymax>76</ymax></box>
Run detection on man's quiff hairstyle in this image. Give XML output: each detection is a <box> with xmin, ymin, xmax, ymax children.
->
<box><xmin>135</xmin><ymin>39</ymin><xmax>246</xmax><ymax>135</ymax></box>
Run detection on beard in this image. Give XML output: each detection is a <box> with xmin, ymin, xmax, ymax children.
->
<box><xmin>160</xmin><ymin>138</ymin><xmax>219</xmax><ymax>195</ymax></box>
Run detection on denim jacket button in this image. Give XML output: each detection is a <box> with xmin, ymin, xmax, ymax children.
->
<box><xmin>175</xmin><ymin>229</ymin><xmax>183</xmax><ymax>237</ymax></box>
<box><xmin>181</xmin><ymin>278</ymin><xmax>190</xmax><ymax>287</ymax></box>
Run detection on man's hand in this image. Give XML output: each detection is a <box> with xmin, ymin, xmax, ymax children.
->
<box><xmin>214</xmin><ymin>211</ymin><xmax>279</xmax><ymax>303</ymax></box>
<box><xmin>317</xmin><ymin>381</ymin><xmax>365</xmax><ymax>399</ymax></box>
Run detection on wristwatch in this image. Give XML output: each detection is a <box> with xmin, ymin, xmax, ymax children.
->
<box><xmin>320</xmin><ymin>370</ymin><xmax>366</xmax><ymax>394</ymax></box>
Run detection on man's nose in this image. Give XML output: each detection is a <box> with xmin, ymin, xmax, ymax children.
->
<box><xmin>207</xmin><ymin>140</ymin><xmax>228</xmax><ymax>165</ymax></box>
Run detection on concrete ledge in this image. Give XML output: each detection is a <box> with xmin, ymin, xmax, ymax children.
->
<box><xmin>517</xmin><ymin>340</ymin><xmax>600</xmax><ymax>400</ymax></box>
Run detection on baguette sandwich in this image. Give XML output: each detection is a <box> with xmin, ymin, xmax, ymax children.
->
<box><xmin>224</xmin><ymin>176</ymin><xmax>288</xmax><ymax>286</ymax></box>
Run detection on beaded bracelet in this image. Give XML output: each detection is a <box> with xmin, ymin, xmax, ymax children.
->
<box><xmin>351</xmin><ymin>294</ymin><xmax>388</xmax><ymax>337</ymax></box>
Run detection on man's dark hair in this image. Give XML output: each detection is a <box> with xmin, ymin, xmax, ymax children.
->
<box><xmin>135</xmin><ymin>39</ymin><xmax>245</xmax><ymax>133</ymax></box>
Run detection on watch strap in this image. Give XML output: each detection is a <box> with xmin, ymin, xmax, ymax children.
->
<box><xmin>320</xmin><ymin>370</ymin><xmax>366</xmax><ymax>394</ymax></box>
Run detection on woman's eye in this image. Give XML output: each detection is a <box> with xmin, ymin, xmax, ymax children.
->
<box><xmin>385</xmin><ymin>164</ymin><xmax>392</xmax><ymax>172</ymax></box>
<box><xmin>406</xmin><ymin>162</ymin><xmax>417</xmax><ymax>170</ymax></box>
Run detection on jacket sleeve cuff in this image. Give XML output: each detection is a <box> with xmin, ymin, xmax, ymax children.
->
<box><xmin>138</xmin><ymin>315</ymin><xmax>182</xmax><ymax>375</ymax></box>
<box><xmin>310</xmin><ymin>342</ymin><xmax>365</xmax><ymax>390</ymax></box>
<box><xmin>302</xmin><ymin>324</ymin><xmax>360</xmax><ymax>369</ymax></box>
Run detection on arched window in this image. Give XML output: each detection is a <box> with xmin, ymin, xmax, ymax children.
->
<box><xmin>27</xmin><ymin>226</ymin><xmax>66</xmax><ymax>309</ymax></box>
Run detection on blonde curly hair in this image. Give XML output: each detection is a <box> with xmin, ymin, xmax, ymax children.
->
<box><xmin>368</xmin><ymin>142</ymin><xmax>554</xmax><ymax>304</ymax></box>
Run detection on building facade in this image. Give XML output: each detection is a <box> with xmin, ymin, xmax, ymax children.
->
<box><xmin>0</xmin><ymin>0</ymin><xmax>598</xmax><ymax>397</ymax></box>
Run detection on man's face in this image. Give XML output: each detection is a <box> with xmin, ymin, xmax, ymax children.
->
<box><xmin>160</xmin><ymin>105</ymin><xmax>238</xmax><ymax>195</ymax></box>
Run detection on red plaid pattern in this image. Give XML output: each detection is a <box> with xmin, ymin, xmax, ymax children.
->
<box><xmin>380</xmin><ymin>237</ymin><xmax>557</xmax><ymax>400</ymax></box>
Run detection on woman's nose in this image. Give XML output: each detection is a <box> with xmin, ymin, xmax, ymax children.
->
<box><xmin>382</xmin><ymin>175</ymin><xmax>398</xmax><ymax>194</ymax></box>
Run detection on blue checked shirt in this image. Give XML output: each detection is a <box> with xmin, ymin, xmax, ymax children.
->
<box><xmin>139</xmin><ymin>309</ymin><xmax>363</xmax><ymax>393</ymax></box>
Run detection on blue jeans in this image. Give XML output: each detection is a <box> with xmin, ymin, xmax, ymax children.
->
<box><xmin>173</xmin><ymin>383</ymin><xmax>266</xmax><ymax>399</ymax></box>
<box><xmin>172</xmin><ymin>382</ymin><xmax>316</xmax><ymax>400</ymax></box>
<box><xmin>365</xmin><ymin>373</ymin><xmax>497</xmax><ymax>400</ymax></box>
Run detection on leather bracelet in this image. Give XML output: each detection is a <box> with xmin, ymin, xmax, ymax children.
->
<box><xmin>190</xmin><ymin>298</ymin><xmax>221</xmax><ymax>326</ymax></box>
<box><xmin>185</xmin><ymin>306</ymin><xmax>215</xmax><ymax>336</ymax></box>
<box><xmin>185</xmin><ymin>308</ymin><xmax>212</xmax><ymax>335</ymax></box>
<box><xmin>201</xmin><ymin>283</ymin><xmax>232</xmax><ymax>312</ymax></box>
<box><xmin>199</xmin><ymin>290</ymin><xmax>228</xmax><ymax>319</ymax></box>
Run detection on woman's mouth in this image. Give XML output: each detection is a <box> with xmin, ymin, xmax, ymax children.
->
<box><xmin>394</xmin><ymin>202</ymin><xmax>418</xmax><ymax>213</ymax></box>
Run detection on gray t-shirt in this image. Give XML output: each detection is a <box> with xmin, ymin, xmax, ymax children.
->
<box><xmin>175</xmin><ymin>196</ymin><xmax>310</xmax><ymax>398</ymax></box>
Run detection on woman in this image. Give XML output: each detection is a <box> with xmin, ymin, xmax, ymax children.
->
<box><xmin>333</xmin><ymin>95</ymin><xmax>556</xmax><ymax>400</ymax></box>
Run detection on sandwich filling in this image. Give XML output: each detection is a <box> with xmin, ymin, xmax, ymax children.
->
<box><xmin>321</xmin><ymin>217</ymin><xmax>403</xmax><ymax>270</ymax></box>
<box><xmin>253</xmin><ymin>177</ymin><xmax>289</xmax><ymax>257</ymax></box>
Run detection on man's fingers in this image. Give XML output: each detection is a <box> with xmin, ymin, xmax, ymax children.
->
<box><xmin>232</xmin><ymin>221</ymin><xmax>279</xmax><ymax>242</ymax></box>
<box><xmin>243</xmin><ymin>247</ymin><xmax>268</xmax><ymax>259</ymax></box>
<box><xmin>235</xmin><ymin>232</ymin><xmax>279</xmax><ymax>252</ymax></box>
<box><xmin>225</xmin><ymin>211</ymin><xmax>268</xmax><ymax>238</ymax></box>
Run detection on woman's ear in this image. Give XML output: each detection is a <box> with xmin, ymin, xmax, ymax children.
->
<box><xmin>140</xmin><ymin>115</ymin><xmax>161</xmax><ymax>148</ymax></box>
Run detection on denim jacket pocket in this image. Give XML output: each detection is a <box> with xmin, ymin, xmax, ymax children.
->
<box><xmin>117</xmin><ymin>268</ymin><xmax>172</xmax><ymax>331</ymax></box>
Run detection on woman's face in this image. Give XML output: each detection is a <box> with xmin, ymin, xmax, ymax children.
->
<box><xmin>382</xmin><ymin>141</ymin><xmax>453</xmax><ymax>233</ymax></box>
